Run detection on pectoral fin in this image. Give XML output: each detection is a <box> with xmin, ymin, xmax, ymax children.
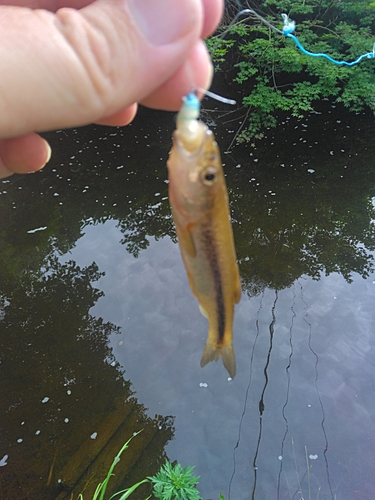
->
<box><xmin>198</xmin><ymin>303</ymin><xmax>208</xmax><ymax>318</ymax></box>
<box><xmin>176</xmin><ymin>222</ymin><xmax>196</xmax><ymax>258</ymax></box>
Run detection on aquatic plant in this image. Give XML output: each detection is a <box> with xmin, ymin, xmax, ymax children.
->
<box><xmin>148</xmin><ymin>461</ymin><xmax>202</xmax><ymax>500</ymax></box>
<box><xmin>77</xmin><ymin>431</ymin><xmax>149</xmax><ymax>500</ymax></box>
<box><xmin>77</xmin><ymin>432</ymin><xmax>228</xmax><ymax>500</ymax></box>
<box><xmin>76</xmin><ymin>434</ymin><xmax>215</xmax><ymax>500</ymax></box>
<box><xmin>285</xmin><ymin>438</ymin><xmax>337</xmax><ymax>500</ymax></box>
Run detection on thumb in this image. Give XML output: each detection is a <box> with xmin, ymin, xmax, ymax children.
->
<box><xmin>0</xmin><ymin>0</ymin><xmax>205</xmax><ymax>138</ymax></box>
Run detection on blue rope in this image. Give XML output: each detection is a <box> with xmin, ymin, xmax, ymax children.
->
<box><xmin>223</xmin><ymin>9</ymin><xmax>375</xmax><ymax>67</ymax></box>
<box><xmin>281</xmin><ymin>13</ymin><xmax>375</xmax><ymax>66</ymax></box>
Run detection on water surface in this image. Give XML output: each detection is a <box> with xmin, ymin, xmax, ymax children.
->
<box><xmin>0</xmin><ymin>101</ymin><xmax>374</xmax><ymax>500</ymax></box>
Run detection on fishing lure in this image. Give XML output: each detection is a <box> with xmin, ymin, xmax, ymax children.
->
<box><xmin>167</xmin><ymin>93</ymin><xmax>241</xmax><ymax>378</ymax></box>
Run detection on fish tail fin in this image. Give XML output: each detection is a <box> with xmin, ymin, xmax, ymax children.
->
<box><xmin>200</xmin><ymin>343</ymin><xmax>236</xmax><ymax>378</ymax></box>
<box><xmin>221</xmin><ymin>345</ymin><xmax>236</xmax><ymax>378</ymax></box>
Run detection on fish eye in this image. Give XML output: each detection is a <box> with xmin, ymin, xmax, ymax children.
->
<box><xmin>201</xmin><ymin>166</ymin><xmax>218</xmax><ymax>186</ymax></box>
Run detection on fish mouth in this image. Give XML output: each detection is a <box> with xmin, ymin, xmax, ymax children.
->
<box><xmin>174</xmin><ymin>121</ymin><xmax>207</xmax><ymax>154</ymax></box>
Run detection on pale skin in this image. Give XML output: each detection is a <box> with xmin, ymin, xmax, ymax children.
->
<box><xmin>0</xmin><ymin>0</ymin><xmax>223</xmax><ymax>179</ymax></box>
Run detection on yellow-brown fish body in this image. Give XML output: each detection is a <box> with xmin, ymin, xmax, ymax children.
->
<box><xmin>167</xmin><ymin>93</ymin><xmax>241</xmax><ymax>378</ymax></box>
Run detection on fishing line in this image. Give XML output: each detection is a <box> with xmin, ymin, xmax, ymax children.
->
<box><xmin>178</xmin><ymin>90</ymin><xmax>236</xmax><ymax>128</ymax></box>
<box><xmin>220</xmin><ymin>7</ymin><xmax>283</xmax><ymax>38</ymax></box>
<box><xmin>225</xmin><ymin>105</ymin><xmax>251</xmax><ymax>154</ymax></box>
<box><xmin>196</xmin><ymin>87</ymin><xmax>237</xmax><ymax>105</ymax></box>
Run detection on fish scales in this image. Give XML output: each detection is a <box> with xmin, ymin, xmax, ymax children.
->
<box><xmin>167</xmin><ymin>93</ymin><xmax>241</xmax><ymax>378</ymax></box>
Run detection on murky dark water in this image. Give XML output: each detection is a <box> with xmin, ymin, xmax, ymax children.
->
<box><xmin>1</xmin><ymin>96</ymin><xmax>374</xmax><ymax>500</ymax></box>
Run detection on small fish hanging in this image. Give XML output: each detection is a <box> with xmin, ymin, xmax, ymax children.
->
<box><xmin>167</xmin><ymin>93</ymin><xmax>241</xmax><ymax>378</ymax></box>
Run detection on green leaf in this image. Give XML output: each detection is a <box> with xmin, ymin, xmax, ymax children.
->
<box><xmin>208</xmin><ymin>0</ymin><xmax>375</xmax><ymax>143</ymax></box>
<box><xmin>148</xmin><ymin>461</ymin><xmax>202</xmax><ymax>500</ymax></box>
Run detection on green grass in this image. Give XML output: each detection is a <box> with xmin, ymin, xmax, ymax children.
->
<box><xmin>76</xmin><ymin>432</ymin><xmax>336</xmax><ymax>500</ymax></box>
<box><xmin>77</xmin><ymin>431</ymin><xmax>149</xmax><ymax>500</ymax></box>
<box><xmin>285</xmin><ymin>437</ymin><xmax>337</xmax><ymax>500</ymax></box>
<box><xmin>77</xmin><ymin>431</ymin><xmax>218</xmax><ymax>500</ymax></box>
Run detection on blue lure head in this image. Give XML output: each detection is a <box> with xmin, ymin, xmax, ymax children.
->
<box><xmin>183</xmin><ymin>93</ymin><xmax>201</xmax><ymax>112</ymax></box>
<box><xmin>177</xmin><ymin>92</ymin><xmax>201</xmax><ymax>125</ymax></box>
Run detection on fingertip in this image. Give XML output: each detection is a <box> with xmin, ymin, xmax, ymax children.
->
<box><xmin>202</xmin><ymin>0</ymin><xmax>224</xmax><ymax>38</ymax></box>
<box><xmin>140</xmin><ymin>40</ymin><xmax>213</xmax><ymax>110</ymax></box>
<box><xmin>0</xmin><ymin>164</ymin><xmax>14</xmax><ymax>180</ymax></box>
<box><xmin>0</xmin><ymin>134</ymin><xmax>52</xmax><ymax>177</ymax></box>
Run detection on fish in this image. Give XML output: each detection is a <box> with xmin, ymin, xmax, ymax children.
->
<box><xmin>167</xmin><ymin>93</ymin><xmax>241</xmax><ymax>378</ymax></box>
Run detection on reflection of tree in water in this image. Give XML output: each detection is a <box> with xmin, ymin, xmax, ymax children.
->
<box><xmin>1</xmin><ymin>105</ymin><xmax>374</xmax><ymax>296</ymax></box>
<box><xmin>0</xmin><ymin>102</ymin><xmax>374</xmax><ymax>499</ymax></box>
<box><xmin>227</xmin><ymin>106</ymin><xmax>375</xmax><ymax>293</ymax></box>
<box><xmin>231</xmin><ymin>154</ymin><xmax>375</xmax><ymax>294</ymax></box>
<box><xmin>0</xmin><ymin>257</ymin><xmax>174</xmax><ymax>500</ymax></box>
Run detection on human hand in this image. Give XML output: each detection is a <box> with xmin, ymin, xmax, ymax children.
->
<box><xmin>0</xmin><ymin>0</ymin><xmax>223</xmax><ymax>179</ymax></box>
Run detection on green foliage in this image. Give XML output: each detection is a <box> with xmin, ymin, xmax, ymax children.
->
<box><xmin>207</xmin><ymin>0</ymin><xmax>375</xmax><ymax>141</ymax></box>
<box><xmin>78</xmin><ymin>432</ymin><xmax>149</xmax><ymax>500</ymax></box>
<box><xmin>78</xmin><ymin>438</ymin><xmax>209</xmax><ymax>500</ymax></box>
<box><xmin>205</xmin><ymin>35</ymin><xmax>235</xmax><ymax>70</ymax></box>
<box><xmin>148</xmin><ymin>461</ymin><xmax>202</xmax><ymax>500</ymax></box>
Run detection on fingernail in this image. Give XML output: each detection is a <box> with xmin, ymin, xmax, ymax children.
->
<box><xmin>129</xmin><ymin>0</ymin><xmax>196</xmax><ymax>45</ymax></box>
<box><xmin>42</xmin><ymin>139</ymin><xmax>52</xmax><ymax>166</ymax></box>
<box><xmin>204</xmin><ymin>51</ymin><xmax>214</xmax><ymax>90</ymax></box>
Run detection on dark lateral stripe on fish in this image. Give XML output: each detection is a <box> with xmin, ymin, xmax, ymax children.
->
<box><xmin>201</xmin><ymin>220</ymin><xmax>225</xmax><ymax>342</ymax></box>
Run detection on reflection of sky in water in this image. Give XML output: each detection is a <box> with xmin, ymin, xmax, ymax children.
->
<box><xmin>64</xmin><ymin>220</ymin><xmax>375</xmax><ymax>500</ymax></box>
<box><xmin>2</xmin><ymin>102</ymin><xmax>374</xmax><ymax>498</ymax></box>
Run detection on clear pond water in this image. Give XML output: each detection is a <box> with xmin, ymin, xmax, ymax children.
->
<box><xmin>0</xmin><ymin>100</ymin><xmax>374</xmax><ymax>500</ymax></box>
